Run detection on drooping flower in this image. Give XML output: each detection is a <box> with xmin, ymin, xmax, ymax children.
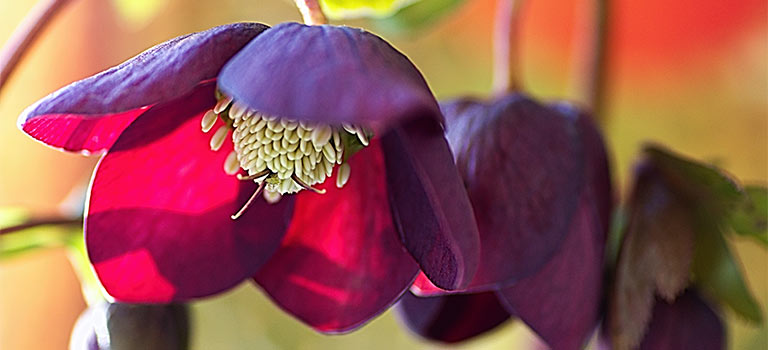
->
<box><xmin>398</xmin><ymin>95</ymin><xmax>613</xmax><ymax>349</ymax></box>
<box><xmin>18</xmin><ymin>22</ymin><xmax>484</xmax><ymax>332</ymax></box>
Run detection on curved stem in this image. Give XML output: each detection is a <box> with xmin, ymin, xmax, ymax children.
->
<box><xmin>493</xmin><ymin>0</ymin><xmax>524</xmax><ymax>95</ymax></box>
<box><xmin>0</xmin><ymin>217</ymin><xmax>83</xmax><ymax>235</ymax></box>
<box><xmin>585</xmin><ymin>0</ymin><xmax>611</xmax><ymax>124</ymax></box>
<box><xmin>294</xmin><ymin>0</ymin><xmax>328</xmax><ymax>25</ymax></box>
<box><xmin>0</xmin><ymin>0</ymin><xmax>73</xmax><ymax>94</ymax></box>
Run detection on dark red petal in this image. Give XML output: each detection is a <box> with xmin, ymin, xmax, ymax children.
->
<box><xmin>442</xmin><ymin>95</ymin><xmax>586</xmax><ymax>289</ymax></box>
<box><xmin>19</xmin><ymin>23</ymin><xmax>267</xmax><ymax>152</ymax></box>
<box><xmin>639</xmin><ymin>290</ymin><xmax>724</xmax><ymax>350</ymax></box>
<box><xmin>254</xmin><ymin>141</ymin><xmax>419</xmax><ymax>333</ymax></box>
<box><xmin>382</xmin><ymin>117</ymin><xmax>480</xmax><ymax>290</ymax></box>
<box><xmin>218</xmin><ymin>23</ymin><xmax>441</xmax><ymax>129</ymax></box>
<box><xmin>396</xmin><ymin>291</ymin><xmax>511</xmax><ymax>343</ymax></box>
<box><xmin>87</xmin><ymin>84</ymin><xmax>293</xmax><ymax>302</ymax></box>
<box><xmin>496</xmin><ymin>106</ymin><xmax>611</xmax><ymax>350</ymax></box>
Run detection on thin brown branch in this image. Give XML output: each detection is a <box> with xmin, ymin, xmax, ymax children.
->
<box><xmin>584</xmin><ymin>0</ymin><xmax>611</xmax><ymax>125</ymax></box>
<box><xmin>493</xmin><ymin>0</ymin><xmax>524</xmax><ymax>95</ymax></box>
<box><xmin>0</xmin><ymin>217</ymin><xmax>83</xmax><ymax>235</ymax></box>
<box><xmin>0</xmin><ymin>0</ymin><xmax>73</xmax><ymax>94</ymax></box>
<box><xmin>294</xmin><ymin>0</ymin><xmax>328</xmax><ymax>25</ymax></box>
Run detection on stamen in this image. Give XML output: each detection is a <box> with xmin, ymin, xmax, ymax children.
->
<box><xmin>291</xmin><ymin>174</ymin><xmax>326</xmax><ymax>194</ymax></box>
<box><xmin>336</xmin><ymin>163</ymin><xmax>351</xmax><ymax>188</ymax></box>
<box><xmin>210</xmin><ymin>126</ymin><xmax>229</xmax><ymax>151</ymax></box>
<box><xmin>355</xmin><ymin>130</ymin><xmax>369</xmax><ymax>146</ymax></box>
<box><xmin>231</xmin><ymin>180</ymin><xmax>266</xmax><ymax>220</ymax></box>
<box><xmin>220</xmin><ymin>96</ymin><xmax>372</xmax><ymax>198</ymax></box>
<box><xmin>237</xmin><ymin>169</ymin><xmax>270</xmax><ymax>181</ymax></box>
<box><xmin>229</xmin><ymin>101</ymin><xmax>247</xmax><ymax>120</ymax></box>
<box><xmin>311</xmin><ymin>125</ymin><xmax>332</xmax><ymax>147</ymax></box>
<box><xmin>201</xmin><ymin>110</ymin><xmax>218</xmax><ymax>133</ymax></box>
<box><xmin>224</xmin><ymin>151</ymin><xmax>240</xmax><ymax>175</ymax></box>
<box><xmin>214</xmin><ymin>96</ymin><xmax>233</xmax><ymax>114</ymax></box>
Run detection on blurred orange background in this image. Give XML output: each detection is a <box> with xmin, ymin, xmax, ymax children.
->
<box><xmin>0</xmin><ymin>0</ymin><xmax>765</xmax><ymax>349</ymax></box>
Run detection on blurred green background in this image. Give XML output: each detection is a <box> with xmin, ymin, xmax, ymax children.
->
<box><xmin>0</xmin><ymin>0</ymin><xmax>765</xmax><ymax>348</ymax></box>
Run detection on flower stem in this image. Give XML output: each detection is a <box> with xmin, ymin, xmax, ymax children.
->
<box><xmin>493</xmin><ymin>0</ymin><xmax>524</xmax><ymax>95</ymax></box>
<box><xmin>585</xmin><ymin>0</ymin><xmax>611</xmax><ymax>124</ymax></box>
<box><xmin>0</xmin><ymin>217</ymin><xmax>82</xmax><ymax>236</ymax></box>
<box><xmin>294</xmin><ymin>0</ymin><xmax>328</xmax><ymax>25</ymax></box>
<box><xmin>0</xmin><ymin>0</ymin><xmax>73</xmax><ymax>94</ymax></box>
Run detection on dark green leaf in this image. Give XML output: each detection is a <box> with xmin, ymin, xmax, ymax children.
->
<box><xmin>692</xmin><ymin>218</ymin><xmax>763</xmax><ymax>323</ymax></box>
<box><xmin>730</xmin><ymin>186</ymin><xmax>768</xmax><ymax>245</ymax></box>
<box><xmin>643</xmin><ymin>145</ymin><xmax>743</xmax><ymax>214</ymax></box>
<box><xmin>373</xmin><ymin>0</ymin><xmax>463</xmax><ymax>33</ymax></box>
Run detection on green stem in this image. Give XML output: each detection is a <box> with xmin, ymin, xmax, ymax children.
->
<box><xmin>0</xmin><ymin>0</ymin><xmax>73</xmax><ymax>95</ymax></box>
<box><xmin>493</xmin><ymin>0</ymin><xmax>524</xmax><ymax>95</ymax></box>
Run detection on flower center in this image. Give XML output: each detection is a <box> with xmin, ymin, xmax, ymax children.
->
<box><xmin>201</xmin><ymin>93</ymin><xmax>371</xmax><ymax>219</ymax></box>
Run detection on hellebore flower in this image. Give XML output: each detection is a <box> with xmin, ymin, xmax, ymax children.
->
<box><xmin>607</xmin><ymin>147</ymin><xmax>746</xmax><ymax>350</ymax></box>
<box><xmin>398</xmin><ymin>95</ymin><xmax>613</xmax><ymax>349</ymax></box>
<box><xmin>18</xmin><ymin>22</ymin><xmax>482</xmax><ymax>332</ymax></box>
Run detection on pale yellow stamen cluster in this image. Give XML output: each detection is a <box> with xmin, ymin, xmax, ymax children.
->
<box><xmin>201</xmin><ymin>95</ymin><xmax>370</xmax><ymax>208</ymax></box>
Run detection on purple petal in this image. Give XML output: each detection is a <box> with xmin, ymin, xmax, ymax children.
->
<box><xmin>382</xmin><ymin>117</ymin><xmax>480</xmax><ymax>290</ymax></box>
<box><xmin>254</xmin><ymin>142</ymin><xmax>419</xmax><ymax>333</ymax></box>
<box><xmin>639</xmin><ymin>290</ymin><xmax>724</xmax><ymax>350</ymax></box>
<box><xmin>496</xmin><ymin>106</ymin><xmax>611</xmax><ymax>350</ymax></box>
<box><xmin>218</xmin><ymin>23</ymin><xmax>440</xmax><ymax>129</ymax></box>
<box><xmin>441</xmin><ymin>95</ymin><xmax>586</xmax><ymax>289</ymax></box>
<box><xmin>397</xmin><ymin>291</ymin><xmax>511</xmax><ymax>343</ymax></box>
<box><xmin>19</xmin><ymin>23</ymin><xmax>267</xmax><ymax>153</ymax></box>
<box><xmin>87</xmin><ymin>84</ymin><xmax>293</xmax><ymax>302</ymax></box>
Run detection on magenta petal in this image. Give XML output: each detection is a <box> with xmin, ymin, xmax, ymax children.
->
<box><xmin>441</xmin><ymin>95</ymin><xmax>586</xmax><ymax>288</ymax></box>
<box><xmin>382</xmin><ymin>117</ymin><xmax>480</xmax><ymax>290</ymax></box>
<box><xmin>397</xmin><ymin>291</ymin><xmax>511</xmax><ymax>343</ymax></box>
<box><xmin>639</xmin><ymin>290</ymin><xmax>724</xmax><ymax>350</ymax></box>
<box><xmin>19</xmin><ymin>23</ymin><xmax>267</xmax><ymax>151</ymax></box>
<box><xmin>254</xmin><ymin>142</ymin><xmax>419</xmax><ymax>333</ymax></box>
<box><xmin>20</xmin><ymin>107</ymin><xmax>146</xmax><ymax>154</ymax></box>
<box><xmin>218</xmin><ymin>23</ymin><xmax>440</xmax><ymax>128</ymax></box>
<box><xmin>87</xmin><ymin>84</ymin><xmax>293</xmax><ymax>302</ymax></box>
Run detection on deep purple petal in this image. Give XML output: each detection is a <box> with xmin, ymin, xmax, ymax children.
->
<box><xmin>218</xmin><ymin>23</ymin><xmax>440</xmax><ymax>128</ymax></box>
<box><xmin>254</xmin><ymin>141</ymin><xmax>419</xmax><ymax>333</ymax></box>
<box><xmin>382</xmin><ymin>117</ymin><xmax>480</xmax><ymax>290</ymax></box>
<box><xmin>497</xmin><ymin>193</ymin><xmax>603</xmax><ymax>350</ymax></box>
<box><xmin>639</xmin><ymin>290</ymin><xmax>724</xmax><ymax>350</ymax></box>
<box><xmin>442</xmin><ymin>95</ymin><xmax>586</xmax><ymax>289</ymax></box>
<box><xmin>496</xmin><ymin>105</ymin><xmax>611</xmax><ymax>350</ymax></box>
<box><xmin>397</xmin><ymin>291</ymin><xmax>511</xmax><ymax>343</ymax></box>
<box><xmin>87</xmin><ymin>84</ymin><xmax>293</xmax><ymax>302</ymax></box>
<box><xmin>19</xmin><ymin>22</ymin><xmax>267</xmax><ymax>153</ymax></box>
